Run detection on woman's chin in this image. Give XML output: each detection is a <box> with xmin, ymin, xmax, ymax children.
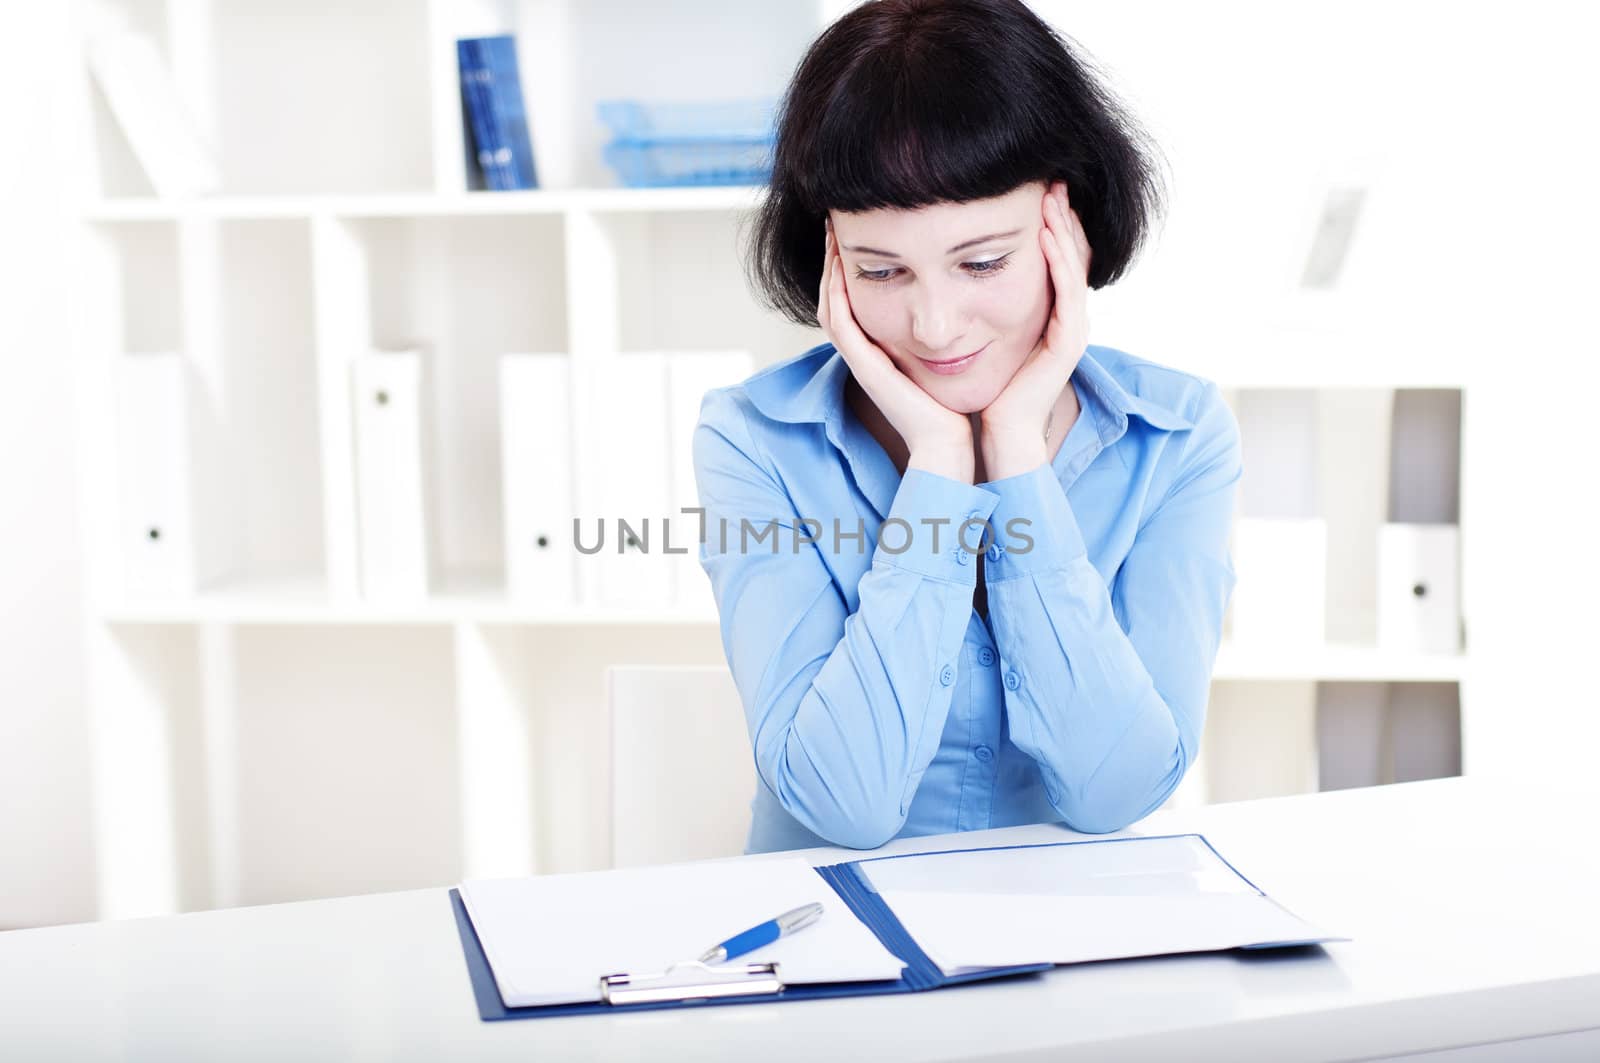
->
<box><xmin>923</xmin><ymin>377</ymin><xmax>1004</xmax><ymax>416</ymax></box>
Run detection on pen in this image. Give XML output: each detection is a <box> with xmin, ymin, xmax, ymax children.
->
<box><xmin>696</xmin><ymin>902</ymin><xmax>825</xmax><ymax>965</ymax></box>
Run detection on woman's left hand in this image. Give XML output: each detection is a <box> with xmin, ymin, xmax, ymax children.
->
<box><xmin>978</xmin><ymin>180</ymin><xmax>1092</xmax><ymax>480</ymax></box>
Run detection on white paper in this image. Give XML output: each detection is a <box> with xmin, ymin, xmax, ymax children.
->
<box><xmin>858</xmin><ymin>835</ymin><xmax>1340</xmax><ymax>975</ymax></box>
<box><xmin>459</xmin><ymin>858</ymin><xmax>905</xmax><ymax>1007</ymax></box>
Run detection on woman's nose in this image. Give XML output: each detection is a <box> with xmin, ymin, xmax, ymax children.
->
<box><xmin>909</xmin><ymin>282</ymin><xmax>966</xmax><ymax>353</ymax></box>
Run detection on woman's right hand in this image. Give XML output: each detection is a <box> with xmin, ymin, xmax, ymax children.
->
<box><xmin>818</xmin><ymin>224</ymin><xmax>974</xmax><ymax>482</ymax></box>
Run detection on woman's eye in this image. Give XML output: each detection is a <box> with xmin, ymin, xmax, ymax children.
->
<box><xmin>965</xmin><ymin>254</ymin><xmax>1012</xmax><ymax>276</ymax></box>
<box><xmin>852</xmin><ymin>253</ymin><xmax>1012</xmax><ymax>285</ymax></box>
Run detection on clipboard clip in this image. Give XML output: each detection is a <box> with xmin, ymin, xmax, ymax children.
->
<box><xmin>599</xmin><ymin>961</ymin><xmax>785</xmax><ymax>1006</ymax></box>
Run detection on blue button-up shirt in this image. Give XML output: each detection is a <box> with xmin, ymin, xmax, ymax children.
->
<box><xmin>692</xmin><ymin>342</ymin><xmax>1241</xmax><ymax>852</ymax></box>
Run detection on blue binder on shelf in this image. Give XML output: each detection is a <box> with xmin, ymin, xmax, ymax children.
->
<box><xmin>449</xmin><ymin>833</ymin><xmax>1345</xmax><ymax>1021</ymax></box>
<box><xmin>456</xmin><ymin>39</ymin><xmax>503</xmax><ymax>189</ymax></box>
<box><xmin>456</xmin><ymin>35</ymin><xmax>538</xmax><ymax>191</ymax></box>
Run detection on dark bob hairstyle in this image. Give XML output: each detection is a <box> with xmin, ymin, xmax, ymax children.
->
<box><xmin>747</xmin><ymin>0</ymin><xmax>1167</xmax><ymax>328</ymax></box>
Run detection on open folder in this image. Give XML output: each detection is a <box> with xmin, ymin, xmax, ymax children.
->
<box><xmin>450</xmin><ymin>833</ymin><xmax>1346</xmax><ymax>1021</ymax></box>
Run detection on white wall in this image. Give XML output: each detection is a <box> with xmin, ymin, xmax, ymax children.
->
<box><xmin>0</xmin><ymin>3</ymin><xmax>96</xmax><ymax>929</ymax></box>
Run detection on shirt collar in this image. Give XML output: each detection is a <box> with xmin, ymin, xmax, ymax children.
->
<box><xmin>745</xmin><ymin>342</ymin><xmax>1195</xmax><ymax>438</ymax></box>
<box><xmin>744</xmin><ymin>342</ymin><xmax>848</xmax><ymax>427</ymax></box>
<box><xmin>1070</xmin><ymin>347</ymin><xmax>1196</xmax><ymax>448</ymax></box>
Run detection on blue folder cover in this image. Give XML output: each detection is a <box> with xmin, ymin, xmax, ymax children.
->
<box><xmin>448</xmin><ymin>861</ymin><xmax>1051</xmax><ymax>1021</ymax></box>
<box><xmin>449</xmin><ymin>833</ymin><xmax>1341</xmax><ymax>1020</ymax></box>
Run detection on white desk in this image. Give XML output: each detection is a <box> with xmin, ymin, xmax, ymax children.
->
<box><xmin>3</xmin><ymin>777</ymin><xmax>1598</xmax><ymax>1062</ymax></box>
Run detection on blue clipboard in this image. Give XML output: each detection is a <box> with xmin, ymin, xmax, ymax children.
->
<box><xmin>449</xmin><ymin>860</ymin><xmax>1050</xmax><ymax>1021</ymax></box>
<box><xmin>449</xmin><ymin>833</ymin><xmax>1339</xmax><ymax>1020</ymax></box>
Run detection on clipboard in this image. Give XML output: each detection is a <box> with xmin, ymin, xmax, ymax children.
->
<box><xmin>450</xmin><ymin>833</ymin><xmax>1343</xmax><ymax>1021</ymax></box>
<box><xmin>448</xmin><ymin>859</ymin><xmax>1051</xmax><ymax>1021</ymax></box>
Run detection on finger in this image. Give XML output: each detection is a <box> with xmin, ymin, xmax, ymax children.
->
<box><xmin>1046</xmin><ymin>194</ymin><xmax>1087</xmax><ymax>282</ymax></box>
<box><xmin>1040</xmin><ymin>217</ymin><xmax>1073</xmax><ymax>312</ymax></box>
<box><xmin>1041</xmin><ymin>188</ymin><xmax>1065</xmax><ymax>248</ymax></box>
<box><xmin>1050</xmin><ymin>184</ymin><xmax>1090</xmax><ymax>267</ymax></box>
<box><xmin>829</xmin><ymin>256</ymin><xmax>867</xmax><ymax>353</ymax></box>
<box><xmin>1066</xmin><ymin>205</ymin><xmax>1091</xmax><ymax>272</ymax></box>
<box><xmin>827</xmin><ymin>254</ymin><xmax>859</xmax><ymax>356</ymax></box>
<box><xmin>1041</xmin><ymin>227</ymin><xmax>1086</xmax><ymax>361</ymax></box>
<box><xmin>818</xmin><ymin>229</ymin><xmax>834</xmax><ymax>330</ymax></box>
<box><xmin>827</xmin><ymin>257</ymin><xmax>898</xmax><ymax>385</ymax></box>
<box><xmin>822</xmin><ymin>228</ymin><xmax>833</xmax><ymax>303</ymax></box>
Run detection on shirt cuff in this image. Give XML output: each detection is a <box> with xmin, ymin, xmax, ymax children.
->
<box><xmin>981</xmin><ymin>464</ymin><xmax>1087</xmax><ymax>580</ymax></box>
<box><xmin>873</xmin><ymin>468</ymin><xmax>999</xmax><ymax>583</ymax></box>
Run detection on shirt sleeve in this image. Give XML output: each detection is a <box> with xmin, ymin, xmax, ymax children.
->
<box><xmin>693</xmin><ymin>390</ymin><xmax>998</xmax><ymax>849</ymax></box>
<box><xmin>980</xmin><ymin>385</ymin><xmax>1241</xmax><ymax>834</ymax></box>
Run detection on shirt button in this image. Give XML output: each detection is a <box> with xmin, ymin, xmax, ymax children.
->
<box><xmin>974</xmin><ymin>745</ymin><xmax>994</xmax><ymax>763</ymax></box>
<box><xmin>977</xmin><ymin>647</ymin><xmax>995</xmax><ymax>667</ymax></box>
<box><xmin>1004</xmin><ymin>670</ymin><xmax>1021</xmax><ymax>691</ymax></box>
<box><xmin>987</xmin><ymin>543</ymin><xmax>1004</xmax><ymax>563</ymax></box>
<box><xmin>955</xmin><ymin>548</ymin><xmax>969</xmax><ymax>566</ymax></box>
<box><xmin>939</xmin><ymin>664</ymin><xmax>956</xmax><ymax>686</ymax></box>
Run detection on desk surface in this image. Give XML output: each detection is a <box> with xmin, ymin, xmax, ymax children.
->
<box><xmin>3</xmin><ymin>777</ymin><xmax>1598</xmax><ymax>1062</ymax></box>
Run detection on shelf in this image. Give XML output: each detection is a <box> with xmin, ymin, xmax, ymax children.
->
<box><xmin>78</xmin><ymin>186</ymin><xmax>770</xmax><ymax>223</ymax></box>
<box><xmin>94</xmin><ymin>569</ymin><xmax>721</xmax><ymax>626</ymax></box>
<box><xmin>1213</xmin><ymin>641</ymin><xmax>1467</xmax><ymax>682</ymax></box>
<box><xmin>91</xmin><ymin>581</ymin><xmax>1464</xmax><ymax>683</ymax></box>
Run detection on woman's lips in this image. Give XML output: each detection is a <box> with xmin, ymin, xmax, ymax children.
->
<box><xmin>916</xmin><ymin>342</ymin><xmax>990</xmax><ymax>376</ymax></box>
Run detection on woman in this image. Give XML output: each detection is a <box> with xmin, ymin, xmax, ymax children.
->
<box><xmin>695</xmin><ymin>0</ymin><xmax>1241</xmax><ymax>852</ymax></box>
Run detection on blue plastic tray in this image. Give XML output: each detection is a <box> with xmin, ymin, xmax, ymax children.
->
<box><xmin>597</xmin><ymin>97</ymin><xmax>778</xmax><ymax>187</ymax></box>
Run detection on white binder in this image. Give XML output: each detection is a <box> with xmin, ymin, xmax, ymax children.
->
<box><xmin>500</xmin><ymin>354</ymin><xmax>577</xmax><ymax>608</ymax></box>
<box><xmin>1377</xmin><ymin>523</ymin><xmax>1461</xmax><ymax>654</ymax></box>
<box><xmin>574</xmin><ymin>353</ymin><xmax>673</xmax><ymax>609</ymax></box>
<box><xmin>113</xmin><ymin>354</ymin><xmax>198</xmax><ymax>596</ymax></box>
<box><xmin>351</xmin><ymin>351</ymin><xmax>433</xmax><ymax>602</ymax></box>
<box><xmin>665</xmin><ymin>351</ymin><xmax>753</xmax><ymax>612</ymax></box>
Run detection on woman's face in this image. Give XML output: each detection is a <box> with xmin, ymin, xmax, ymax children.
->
<box><xmin>829</xmin><ymin>180</ymin><xmax>1053</xmax><ymax>415</ymax></box>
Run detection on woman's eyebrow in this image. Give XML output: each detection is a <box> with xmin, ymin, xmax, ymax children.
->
<box><xmin>842</xmin><ymin>229</ymin><xmax>1024</xmax><ymax>258</ymax></box>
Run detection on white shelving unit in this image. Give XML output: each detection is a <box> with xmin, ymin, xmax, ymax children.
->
<box><xmin>70</xmin><ymin>0</ymin><xmax>1480</xmax><ymax>920</ymax></box>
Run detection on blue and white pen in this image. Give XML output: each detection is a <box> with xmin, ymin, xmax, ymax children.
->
<box><xmin>696</xmin><ymin>902</ymin><xmax>826</xmax><ymax>965</ymax></box>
